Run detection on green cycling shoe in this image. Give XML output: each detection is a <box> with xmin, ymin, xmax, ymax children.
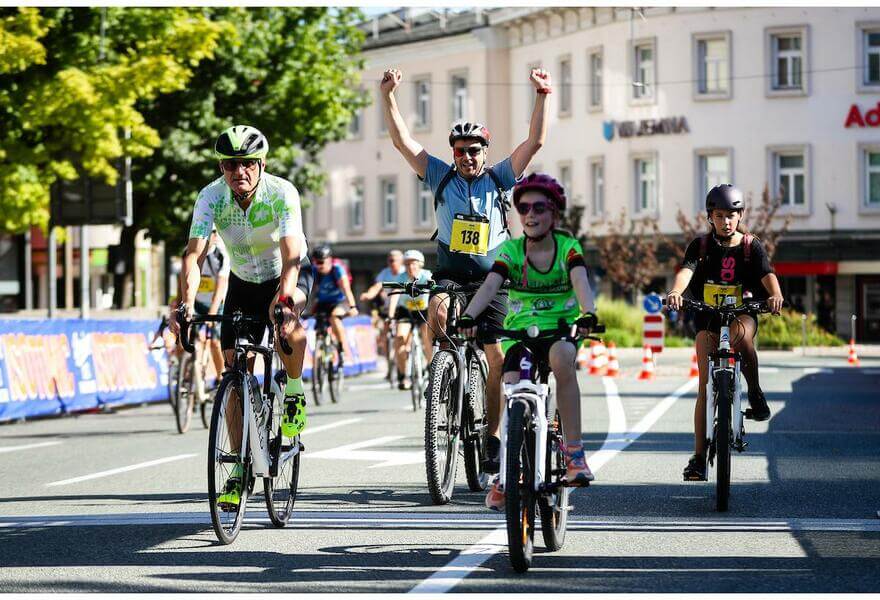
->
<box><xmin>281</xmin><ymin>393</ymin><xmax>307</xmax><ymax>437</ymax></box>
<box><xmin>217</xmin><ymin>463</ymin><xmax>243</xmax><ymax>511</ymax></box>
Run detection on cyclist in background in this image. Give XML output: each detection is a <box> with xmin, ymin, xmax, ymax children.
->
<box><xmin>309</xmin><ymin>244</ymin><xmax>358</xmax><ymax>367</ymax></box>
<box><xmin>666</xmin><ymin>184</ymin><xmax>784</xmax><ymax>481</ymax></box>
<box><xmin>387</xmin><ymin>249</ymin><xmax>433</xmax><ymax>390</ymax></box>
<box><xmin>457</xmin><ymin>173</ymin><xmax>597</xmax><ymax>510</ymax></box>
<box><xmin>192</xmin><ymin>227</ymin><xmax>230</xmax><ymax>380</ymax></box>
<box><xmin>361</xmin><ymin>249</ymin><xmax>404</xmax><ymax>361</ymax></box>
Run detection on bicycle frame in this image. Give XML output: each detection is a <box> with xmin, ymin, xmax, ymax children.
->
<box><xmin>498</xmin><ymin>373</ymin><xmax>553</xmax><ymax>494</ymax></box>
<box><xmin>705</xmin><ymin>305</ymin><xmax>747</xmax><ymax>456</ymax></box>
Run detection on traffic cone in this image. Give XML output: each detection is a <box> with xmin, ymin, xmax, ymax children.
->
<box><xmin>638</xmin><ymin>345</ymin><xmax>655</xmax><ymax>380</ymax></box>
<box><xmin>688</xmin><ymin>353</ymin><xmax>699</xmax><ymax>378</ymax></box>
<box><xmin>587</xmin><ymin>341</ymin><xmax>600</xmax><ymax>375</ymax></box>
<box><xmin>606</xmin><ymin>342</ymin><xmax>620</xmax><ymax>377</ymax></box>
<box><xmin>590</xmin><ymin>341</ymin><xmax>608</xmax><ymax>376</ymax></box>
<box><xmin>576</xmin><ymin>341</ymin><xmax>590</xmax><ymax>370</ymax></box>
<box><xmin>848</xmin><ymin>339</ymin><xmax>860</xmax><ymax>366</ymax></box>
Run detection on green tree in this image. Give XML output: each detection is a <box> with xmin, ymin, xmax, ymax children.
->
<box><xmin>0</xmin><ymin>7</ymin><xmax>228</xmax><ymax>233</ymax></box>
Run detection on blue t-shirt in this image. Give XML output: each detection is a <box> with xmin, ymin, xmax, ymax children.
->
<box><xmin>312</xmin><ymin>264</ymin><xmax>347</xmax><ymax>304</ymax></box>
<box><xmin>421</xmin><ymin>155</ymin><xmax>520</xmax><ymax>277</ymax></box>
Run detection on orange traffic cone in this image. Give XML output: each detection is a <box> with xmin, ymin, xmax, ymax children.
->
<box><xmin>576</xmin><ymin>341</ymin><xmax>590</xmax><ymax>370</ymax></box>
<box><xmin>587</xmin><ymin>341</ymin><xmax>600</xmax><ymax>375</ymax></box>
<box><xmin>590</xmin><ymin>341</ymin><xmax>608</xmax><ymax>376</ymax></box>
<box><xmin>848</xmin><ymin>339</ymin><xmax>860</xmax><ymax>366</ymax></box>
<box><xmin>606</xmin><ymin>342</ymin><xmax>620</xmax><ymax>377</ymax></box>
<box><xmin>638</xmin><ymin>345</ymin><xmax>655</xmax><ymax>380</ymax></box>
<box><xmin>688</xmin><ymin>353</ymin><xmax>699</xmax><ymax>378</ymax></box>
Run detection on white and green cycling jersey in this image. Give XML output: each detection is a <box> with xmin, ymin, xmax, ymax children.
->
<box><xmin>189</xmin><ymin>173</ymin><xmax>308</xmax><ymax>284</ymax></box>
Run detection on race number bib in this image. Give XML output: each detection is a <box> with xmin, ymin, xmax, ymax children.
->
<box><xmin>449</xmin><ymin>214</ymin><xmax>490</xmax><ymax>256</ymax></box>
<box><xmin>198</xmin><ymin>276</ymin><xmax>216</xmax><ymax>294</ymax></box>
<box><xmin>404</xmin><ymin>297</ymin><xmax>428</xmax><ymax>311</ymax></box>
<box><xmin>703</xmin><ymin>282</ymin><xmax>743</xmax><ymax>307</ymax></box>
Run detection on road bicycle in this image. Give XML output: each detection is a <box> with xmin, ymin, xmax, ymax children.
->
<box><xmin>667</xmin><ymin>296</ymin><xmax>783</xmax><ymax>512</ymax></box>
<box><xmin>177</xmin><ymin>305</ymin><xmax>301</xmax><ymax>545</ymax></box>
<box><xmin>307</xmin><ymin>310</ymin><xmax>346</xmax><ymax>406</ymax></box>
<box><xmin>387</xmin><ymin>301</ymin><xmax>429</xmax><ymax>411</ymax></box>
<box><xmin>171</xmin><ymin>322</ymin><xmax>216</xmax><ymax>434</ymax></box>
<box><xmin>481</xmin><ymin>318</ymin><xmax>604</xmax><ymax>573</ymax></box>
<box><xmin>384</xmin><ymin>280</ymin><xmax>489</xmax><ymax>504</ymax></box>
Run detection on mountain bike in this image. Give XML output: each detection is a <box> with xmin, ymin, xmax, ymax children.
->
<box><xmin>668</xmin><ymin>296</ymin><xmax>783</xmax><ymax>512</ymax></box>
<box><xmin>307</xmin><ymin>310</ymin><xmax>346</xmax><ymax>406</ymax></box>
<box><xmin>482</xmin><ymin>318</ymin><xmax>604</xmax><ymax>573</ymax></box>
<box><xmin>384</xmin><ymin>280</ymin><xmax>489</xmax><ymax>504</ymax></box>
<box><xmin>177</xmin><ymin>305</ymin><xmax>301</xmax><ymax>545</ymax></box>
<box><xmin>388</xmin><ymin>301</ymin><xmax>429</xmax><ymax>411</ymax></box>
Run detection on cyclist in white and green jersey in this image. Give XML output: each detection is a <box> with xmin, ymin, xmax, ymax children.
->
<box><xmin>174</xmin><ymin>125</ymin><xmax>313</xmax><ymax>510</ymax></box>
<box><xmin>457</xmin><ymin>173</ymin><xmax>598</xmax><ymax>510</ymax></box>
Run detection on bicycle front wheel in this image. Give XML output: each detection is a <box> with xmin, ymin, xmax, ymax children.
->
<box><xmin>463</xmin><ymin>351</ymin><xmax>488</xmax><ymax>492</ymax></box>
<box><xmin>265</xmin><ymin>386</ymin><xmax>300</xmax><ymax>527</ymax></box>
<box><xmin>539</xmin><ymin>410</ymin><xmax>569</xmax><ymax>551</ymax></box>
<box><xmin>311</xmin><ymin>343</ymin><xmax>324</xmax><ymax>406</ymax></box>
<box><xmin>409</xmin><ymin>333</ymin><xmax>424</xmax><ymax>412</ymax></box>
<box><xmin>425</xmin><ymin>351</ymin><xmax>459</xmax><ymax>505</ymax></box>
<box><xmin>208</xmin><ymin>374</ymin><xmax>251</xmax><ymax>544</ymax></box>
<box><xmin>505</xmin><ymin>400</ymin><xmax>536</xmax><ymax>573</ymax></box>
<box><xmin>715</xmin><ymin>370</ymin><xmax>733</xmax><ymax>512</ymax></box>
<box><xmin>328</xmin><ymin>346</ymin><xmax>343</xmax><ymax>404</ymax></box>
<box><xmin>175</xmin><ymin>353</ymin><xmax>195</xmax><ymax>434</ymax></box>
<box><xmin>166</xmin><ymin>354</ymin><xmax>180</xmax><ymax>410</ymax></box>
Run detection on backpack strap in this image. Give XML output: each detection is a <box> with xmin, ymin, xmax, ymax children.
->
<box><xmin>742</xmin><ymin>233</ymin><xmax>753</xmax><ymax>263</ymax></box>
<box><xmin>429</xmin><ymin>167</ymin><xmax>458</xmax><ymax>242</ymax></box>
<box><xmin>485</xmin><ymin>166</ymin><xmax>512</xmax><ymax>237</ymax></box>
<box><xmin>698</xmin><ymin>233</ymin><xmax>711</xmax><ymax>265</ymax></box>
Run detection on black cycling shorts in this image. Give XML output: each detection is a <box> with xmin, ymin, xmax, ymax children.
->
<box><xmin>221</xmin><ymin>259</ymin><xmax>313</xmax><ymax>351</ymax></box>
<box><xmin>434</xmin><ymin>272</ymin><xmax>508</xmax><ymax>345</ymax></box>
<box><xmin>695</xmin><ymin>311</ymin><xmax>758</xmax><ymax>336</ymax></box>
<box><xmin>394</xmin><ymin>307</ymin><xmax>429</xmax><ymax>324</ymax></box>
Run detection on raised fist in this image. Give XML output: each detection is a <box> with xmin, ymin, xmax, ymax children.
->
<box><xmin>381</xmin><ymin>68</ymin><xmax>402</xmax><ymax>95</ymax></box>
<box><xmin>529</xmin><ymin>68</ymin><xmax>552</xmax><ymax>91</ymax></box>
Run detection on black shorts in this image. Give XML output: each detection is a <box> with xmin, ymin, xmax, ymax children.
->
<box><xmin>221</xmin><ymin>259</ymin><xmax>313</xmax><ymax>351</ymax></box>
<box><xmin>501</xmin><ymin>339</ymin><xmax>577</xmax><ymax>379</ymax></box>
<box><xmin>434</xmin><ymin>272</ymin><xmax>508</xmax><ymax>345</ymax></box>
<box><xmin>694</xmin><ymin>311</ymin><xmax>759</xmax><ymax>336</ymax></box>
<box><xmin>394</xmin><ymin>307</ymin><xmax>429</xmax><ymax>324</ymax></box>
<box><xmin>313</xmin><ymin>299</ymin><xmax>349</xmax><ymax>316</ymax></box>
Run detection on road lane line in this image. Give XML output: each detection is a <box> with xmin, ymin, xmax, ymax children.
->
<box><xmin>300</xmin><ymin>418</ymin><xmax>361</xmax><ymax>436</ymax></box>
<box><xmin>45</xmin><ymin>454</ymin><xmax>197</xmax><ymax>487</ymax></box>
<box><xmin>0</xmin><ymin>441</ymin><xmax>62</xmax><ymax>454</ymax></box>
<box><xmin>411</xmin><ymin>376</ymin><xmax>697</xmax><ymax>593</ymax></box>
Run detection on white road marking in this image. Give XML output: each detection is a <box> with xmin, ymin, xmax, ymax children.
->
<box><xmin>803</xmin><ymin>367</ymin><xmax>833</xmax><ymax>375</ymax></box>
<box><xmin>300</xmin><ymin>418</ymin><xmax>361</xmax><ymax>436</ymax></box>
<box><xmin>45</xmin><ymin>454</ymin><xmax>198</xmax><ymax>487</ymax></box>
<box><xmin>410</xmin><ymin>376</ymin><xmax>699</xmax><ymax>593</ymax></box>
<box><xmin>306</xmin><ymin>435</ymin><xmax>423</xmax><ymax>468</ymax></box>
<box><xmin>759</xmin><ymin>367</ymin><xmax>780</xmax><ymax>373</ymax></box>
<box><xmin>1</xmin><ymin>511</ymin><xmax>878</xmax><ymax>533</ymax></box>
<box><xmin>0</xmin><ymin>441</ymin><xmax>62</xmax><ymax>454</ymax></box>
<box><xmin>347</xmin><ymin>382</ymin><xmax>396</xmax><ymax>391</ymax></box>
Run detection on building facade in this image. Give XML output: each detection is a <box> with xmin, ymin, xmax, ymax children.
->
<box><xmin>314</xmin><ymin>7</ymin><xmax>880</xmax><ymax>340</ymax></box>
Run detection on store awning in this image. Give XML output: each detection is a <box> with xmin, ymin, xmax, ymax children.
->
<box><xmin>773</xmin><ymin>261</ymin><xmax>838</xmax><ymax>276</ymax></box>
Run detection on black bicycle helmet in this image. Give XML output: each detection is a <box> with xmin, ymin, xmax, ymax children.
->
<box><xmin>706</xmin><ymin>184</ymin><xmax>744</xmax><ymax>213</ymax></box>
<box><xmin>311</xmin><ymin>244</ymin><xmax>332</xmax><ymax>260</ymax></box>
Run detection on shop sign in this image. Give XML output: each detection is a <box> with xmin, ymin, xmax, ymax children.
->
<box><xmin>845</xmin><ymin>103</ymin><xmax>880</xmax><ymax>128</ymax></box>
<box><xmin>603</xmin><ymin>117</ymin><xmax>689</xmax><ymax>141</ymax></box>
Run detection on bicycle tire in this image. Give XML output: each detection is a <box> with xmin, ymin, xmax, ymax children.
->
<box><xmin>409</xmin><ymin>330</ymin><xmax>424</xmax><ymax>412</ymax></box>
<box><xmin>265</xmin><ymin>384</ymin><xmax>300</xmax><ymax>527</ymax></box>
<box><xmin>539</xmin><ymin>410</ymin><xmax>569</xmax><ymax>551</ymax></box>
<box><xmin>463</xmin><ymin>351</ymin><xmax>489</xmax><ymax>492</ymax></box>
<box><xmin>311</xmin><ymin>340</ymin><xmax>324</xmax><ymax>406</ymax></box>
<box><xmin>208</xmin><ymin>374</ymin><xmax>251</xmax><ymax>545</ymax></box>
<box><xmin>200</xmin><ymin>387</ymin><xmax>212</xmax><ymax>429</ymax></box>
<box><xmin>166</xmin><ymin>354</ymin><xmax>180</xmax><ymax>410</ymax></box>
<box><xmin>328</xmin><ymin>343</ymin><xmax>343</xmax><ymax>404</ymax></box>
<box><xmin>425</xmin><ymin>350</ymin><xmax>459</xmax><ymax>505</ymax></box>
<box><xmin>175</xmin><ymin>353</ymin><xmax>195</xmax><ymax>434</ymax></box>
<box><xmin>715</xmin><ymin>369</ymin><xmax>733</xmax><ymax>512</ymax></box>
<box><xmin>505</xmin><ymin>400</ymin><xmax>536</xmax><ymax>573</ymax></box>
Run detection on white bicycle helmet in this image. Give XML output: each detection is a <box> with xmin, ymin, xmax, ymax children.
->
<box><xmin>403</xmin><ymin>250</ymin><xmax>425</xmax><ymax>263</ymax></box>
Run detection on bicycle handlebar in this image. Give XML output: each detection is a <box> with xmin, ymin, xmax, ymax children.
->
<box><xmin>662</xmin><ymin>297</ymin><xmax>788</xmax><ymax>315</ymax></box>
<box><xmin>175</xmin><ymin>304</ymin><xmax>290</xmax><ymax>355</ymax></box>
<box><xmin>382</xmin><ymin>279</ymin><xmax>487</xmax><ymax>297</ymax></box>
<box><xmin>475</xmin><ymin>319</ymin><xmax>606</xmax><ymax>343</ymax></box>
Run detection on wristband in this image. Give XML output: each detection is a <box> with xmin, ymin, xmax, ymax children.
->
<box><xmin>277</xmin><ymin>294</ymin><xmax>295</xmax><ymax>309</ymax></box>
<box><xmin>537</xmin><ymin>87</ymin><xmax>552</xmax><ymax>95</ymax></box>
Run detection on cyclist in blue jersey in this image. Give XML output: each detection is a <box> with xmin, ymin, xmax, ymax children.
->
<box><xmin>308</xmin><ymin>244</ymin><xmax>358</xmax><ymax>365</ymax></box>
<box><xmin>380</xmin><ymin>66</ymin><xmax>551</xmax><ymax>473</ymax></box>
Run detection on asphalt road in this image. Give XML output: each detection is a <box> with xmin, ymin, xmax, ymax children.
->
<box><xmin>1</xmin><ymin>352</ymin><xmax>878</xmax><ymax>593</ymax></box>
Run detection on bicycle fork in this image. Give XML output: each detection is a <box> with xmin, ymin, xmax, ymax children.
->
<box><xmin>497</xmin><ymin>382</ymin><xmax>548</xmax><ymax>493</ymax></box>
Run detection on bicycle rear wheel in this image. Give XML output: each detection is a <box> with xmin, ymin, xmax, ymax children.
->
<box><xmin>265</xmin><ymin>382</ymin><xmax>300</xmax><ymax>527</ymax></box>
<box><xmin>175</xmin><ymin>353</ymin><xmax>195</xmax><ymax>434</ymax></box>
<box><xmin>166</xmin><ymin>354</ymin><xmax>180</xmax><ymax>410</ymax></box>
<box><xmin>505</xmin><ymin>401</ymin><xmax>536</xmax><ymax>573</ymax></box>
<box><xmin>328</xmin><ymin>344</ymin><xmax>343</xmax><ymax>404</ymax></box>
<box><xmin>208</xmin><ymin>374</ymin><xmax>251</xmax><ymax>544</ymax></box>
<box><xmin>409</xmin><ymin>332</ymin><xmax>424</xmax><ymax>411</ymax></box>
<box><xmin>311</xmin><ymin>342</ymin><xmax>324</xmax><ymax>406</ymax></box>
<box><xmin>539</xmin><ymin>410</ymin><xmax>569</xmax><ymax>551</ymax></box>
<box><xmin>463</xmin><ymin>351</ymin><xmax>488</xmax><ymax>492</ymax></box>
<box><xmin>425</xmin><ymin>351</ymin><xmax>459</xmax><ymax>505</ymax></box>
<box><xmin>715</xmin><ymin>370</ymin><xmax>733</xmax><ymax>512</ymax></box>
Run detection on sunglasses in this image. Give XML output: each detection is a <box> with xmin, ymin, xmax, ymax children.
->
<box><xmin>515</xmin><ymin>201</ymin><xmax>552</xmax><ymax>216</ymax></box>
<box><xmin>220</xmin><ymin>158</ymin><xmax>260</xmax><ymax>170</ymax></box>
<box><xmin>453</xmin><ymin>146</ymin><xmax>483</xmax><ymax>158</ymax></box>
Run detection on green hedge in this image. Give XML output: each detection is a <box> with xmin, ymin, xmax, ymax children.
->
<box><xmin>595</xmin><ymin>297</ymin><xmax>842</xmax><ymax>349</ymax></box>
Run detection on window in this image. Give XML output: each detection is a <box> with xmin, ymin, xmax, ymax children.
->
<box><xmin>862</xmin><ymin>26</ymin><xmax>880</xmax><ymax>87</ymax></box>
<box><xmin>695</xmin><ymin>34</ymin><xmax>730</xmax><ymax>97</ymax></box>
<box><xmin>766</xmin><ymin>27</ymin><xmax>809</xmax><ymax>96</ymax></box>
<box><xmin>414</xmin><ymin>77</ymin><xmax>431</xmax><ymax>129</ymax></box>
<box><xmin>380</xmin><ymin>177</ymin><xmax>397</xmax><ymax>230</ymax></box>
<box><xmin>865</xmin><ymin>148</ymin><xmax>880</xmax><ymax>208</ymax></box>
<box><xmin>589</xmin><ymin>158</ymin><xmax>604</xmax><ymax>218</ymax></box>
<box><xmin>415</xmin><ymin>176</ymin><xmax>433</xmax><ymax>228</ymax></box>
<box><xmin>558</xmin><ymin>163</ymin><xmax>572</xmax><ymax>195</ymax></box>
<box><xmin>632</xmin><ymin>40</ymin><xmax>655</xmax><ymax>101</ymax></box>
<box><xmin>348</xmin><ymin>179</ymin><xmax>364</xmax><ymax>231</ymax></box>
<box><xmin>634</xmin><ymin>155</ymin><xmax>658</xmax><ymax>213</ymax></box>
<box><xmin>348</xmin><ymin>109</ymin><xmax>362</xmax><ymax>138</ymax></box>
<box><xmin>776</xmin><ymin>153</ymin><xmax>805</xmax><ymax>206</ymax></box>
<box><xmin>558</xmin><ymin>56</ymin><xmax>572</xmax><ymax>116</ymax></box>
<box><xmin>526</xmin><ymin>62</ymin><xmax>541</xmax><ymax>121</ymax></box>
<box><xmin>588</xmin><ymin>48</ymin><xmax>603</xmax><ymax>110</ymax></box>
<box><xmin>697</xmin><ymin>152</ymin><xmax>731</xmax><ymax>210</ymax></box>
<box><xmin>451</xmin><ymin>73</ymin><xmax>468</xmax><ymax>121</ymax></box>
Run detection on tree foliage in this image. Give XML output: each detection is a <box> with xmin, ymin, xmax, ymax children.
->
<box><xmin>594</xmin><ymin>210</ymin><xmax>661</xmax><ymax>298</ymax></box>
<box><xmin>0</xmin><ymin>7</ymin><xmax>228</xmax><ymax>233</ymax></box>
